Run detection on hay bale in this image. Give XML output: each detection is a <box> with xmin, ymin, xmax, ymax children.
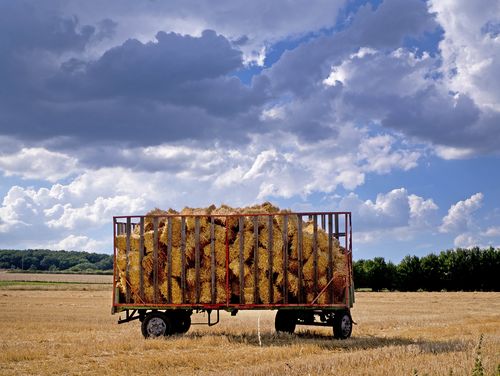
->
<box><xmin>198</xmin><ymin>255</ymin><xmax>227</xmax><ymax>284</ymax></box>
<box><xmin>275</xmin><ymin>271</ymin><xmax>300</xmax><ymax>297</ymax></box>
<box><xmin>306</xmin><ymin>291</ymin><xmax>328</xmax><ymax>304</ymax></box>
<box><xmin>211</xmin><ymin>205</ymin><xmax>239</xmax><ymax>229</ymax></box>
<box><xmin>302</xmin><ymin>249</ymin><xmax>329</xmax><ymax>280</ymax></box>
<box><xmin>289</xmin><ymin>259</ymin><xmax>299</xmax><ymax>274</ymax></box>
<box><xmin>186</xmin><ymin>266</ymin><xmax>212</xmax><ymax>288</ymax></box>
<box><xmin>259</xmin><ymin>224</ymin><xmax>284</xmax><ymax>252</ymax></box>
<box><xmin>116</xmin><ymin>203</ymin><xmax>350</xmax><ymax>306</ymax></box>
<box><xmin>199</xmin><ymin>280</ymin><xmax>226</xmax><ymax>303</ymax></box>
<box><xmin>229</xmin><ymin>229</ymin><xmax>255</xmax><ymax>262</ymax></box>
<box><xmin>143</xmin><ymin>230</ymin><xmax>156</xmax><ymax>253</ymax></box>
<box><xmin>290</xmin><ymin>231</ymin><xmax>313</xmax><ymax>260</ymax></box>
<box><xmin>159</xmin><ymin>277</ymin><xmax>182</xmax><ymax>304</ymax></box>
<box><xmin>167</xmin><ymin>247</ymin><xmax>182</xmax><ymax>278</ymax></box>
<box><xmin>228</xmin><ymin>258</ymin><xmax>251</xmax><ymax>280</ymax></box>
<box><xmin>159</xmin><ymin>217</ymin><xmax>182</xmax><ymax>248</ymax></box>
<box><xmin>143</xmin><ymin>208</ymin><xmax>171</xmax><ymax>232</ymax></box>
<box><xmin>258</xmin><ymin>277</ymin><xmax>281</xmax><ymax>304</ymax></box>
<box><xmin>202</xmin><ymin>244</ymin><xmax>226</xmax><ymax>268</ymax></box>
<box><xmin>275</xmin><ymin>210</ymin><xmax>298</xmax><ymax>237</ymax></box>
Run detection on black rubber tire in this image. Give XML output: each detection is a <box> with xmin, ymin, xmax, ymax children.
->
<box><xmin>170</xmin><ymin>310</ymin><xmax>191</xmax><ymax>334</ymax></box>
<box><xmin>275</xmin><ymin>310</ymin><xmax>297</xmax><ymax>334</ymax></box>
<box><xmin>141</xmin><ymin>312</ymin><xmax>172</xmax><ymax>338</ymax></box>
<box><xmin>333</xmin><ymin>311</ymin><xmax>352</xmax><ymax>339</ymax></box>
<box><xmin>177</xmin><ymin>312</ymin><xmax>191</xmax><ymax>334</ymax></box>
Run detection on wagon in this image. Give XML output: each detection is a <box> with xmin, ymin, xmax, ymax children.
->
<box><xmin>112</xmin><ymin>210</ymin><xmax>354</xmax><ymax>339</ymax></box>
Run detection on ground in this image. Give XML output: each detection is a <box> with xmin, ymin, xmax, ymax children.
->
<box><xmin>0</xmin><ymin>273</ymin><xmax>498</xmax><ymax>375</ymax></box>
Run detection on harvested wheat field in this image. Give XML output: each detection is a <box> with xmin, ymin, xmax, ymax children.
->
<box><xmin>0</xmin><ymin>285</ymin><xmax>499</xmax><ymax>376</ymax></box>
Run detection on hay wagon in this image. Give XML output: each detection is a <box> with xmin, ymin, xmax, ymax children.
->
<box><xmin>112</xmin><ymin>208</ymin><xmax>354</xmax><ymax>339</ymax></box>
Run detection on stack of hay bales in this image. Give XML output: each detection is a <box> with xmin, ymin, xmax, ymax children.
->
<box><xmin>115</xmin><ymin>203</ymin><xmax>348</xmax><ymax>305</ymax></box>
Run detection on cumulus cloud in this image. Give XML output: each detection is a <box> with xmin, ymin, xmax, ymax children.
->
<box><xmin>440</xmin><ymin>193</ymin><xmax>484</xmax><ymax>233</ymax></box>
<box><xmin>430</xmin><ymin>0</ymin><xmax>500</xmax><ymax>111</ymax></box>
<box><xmin>0</xmin><ymin>148</ymin><xmax>79</xmax><ymax>182</ymax></box>
<box><xmin>337</xmin><ymin>188</ymin><xmax>438</xmax><ymax>234</ymax></box>
<box><xmin>47</xmin><ymin>234</ymin><xmax>109</xmax><ymax>252</ymax></box>
<box><xmin>60</xmin><ymin>0</ymin><xmax>347</xmax><ymax>64</ymax></box>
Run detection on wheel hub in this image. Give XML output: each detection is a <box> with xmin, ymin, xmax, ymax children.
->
<box><xmin>147</xmin><ymin>317</ymin><xmax>166</xmax><ymax>337</ymax></box>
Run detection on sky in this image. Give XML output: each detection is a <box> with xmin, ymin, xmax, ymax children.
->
<box><xmin>0</xmin><ymin>0</ymin><xmax>499</xmax><ymax>261</ymax></box>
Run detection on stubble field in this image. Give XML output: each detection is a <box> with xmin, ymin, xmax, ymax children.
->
<box><xmin>0</xmin><ymin>273</ymin><xmax>498</xmax><ymax>375</ymax></box>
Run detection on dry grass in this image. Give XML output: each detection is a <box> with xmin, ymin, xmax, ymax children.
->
<box><xmin>0</xmin><ymin>271</ymin><xmax>112</xmax><ymax>284</ymax></box>
<box><xmin>0</xmin><ymin>290</ymin><xmax>498</xmax><ymax>375</ymax></box>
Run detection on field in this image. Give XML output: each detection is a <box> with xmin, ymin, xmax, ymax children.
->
<box><xmin>0</xmin><ymin>274</ymin><xmax>499</xmax><ymax>375</ymax></box>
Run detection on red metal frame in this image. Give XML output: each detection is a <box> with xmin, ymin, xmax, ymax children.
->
<box><xmin>112</xmin><ymin>211</ymin><xmax>353</xmax><ymax>313</ymax></box>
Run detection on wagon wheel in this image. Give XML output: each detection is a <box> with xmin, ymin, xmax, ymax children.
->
<box><xmin>275</xmin><ymin>310</ymin><xmax>297</xmax><ymax>334</ymax></box>
<box><xmin>170</xmin><ymin>310</ymin><xmax>191</xmax><ymax>334</ymax></box>
<box><xmin>141</xmin><ymin>312</ymin><xmax>172</xmax><ymax>338</ymax></box>
<box><xmin>332</xmin><ymin>310</ymin><xmax>352</xmax><ymax>339</ymax></box>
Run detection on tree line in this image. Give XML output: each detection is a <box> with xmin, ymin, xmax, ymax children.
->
<box><xmin>354</xmin><ymin>247</ymin><xmax>499</xmax><ymax>291</ymax></box>
<box><xmin>0</xmin><ymin>249</ymin><xmax>113</xmax><ymax>273</ymax></box>
<box><xmin>1</xmin><ymin>247</ymin><xmax>498</xmax><ymax>290</ymax></box>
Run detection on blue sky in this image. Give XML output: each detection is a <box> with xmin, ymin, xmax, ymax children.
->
<box><xmin>0</xmin><ymin>0</ymin><xmax>499</xmax><ymax>261</ymax></box>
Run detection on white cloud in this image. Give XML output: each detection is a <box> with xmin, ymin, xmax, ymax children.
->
<box><xmin>453</xmin><ymin>232</ymin><xmax>481</xmax><ymax>249</ymax></box>
<box><xmin>408</xmin><ymin>194</ymin><xmax>439</xmax><ymax>228</ymax></box>
<box><xmin>0</xmin><ymin>148</ymin><xmax>79</xmax><ymax>182</ymax></box>
<box><xmin>47</xmin><ymin>234</ymin><xmax>109</xmax><ymax>252</ymax></box>
<box><xmin>336</xmin><ymin>188</ymin><xmax>439</xmax><ymax>245</ymax></box>
<box><xmin>482</xmin><ymin>226</ymin><xmax>500</xmax><ymax>237</ymax></box>
<box><xmin>62</xmin><ymin>0</ymin><xmax>347</xmax><ymax>65</ymax></box>
<box><xmin>439</xmin><ymin>193</ymin><xmax>483</xmax><ymax>233</ymax></box>
<box><xmin>358</xmin><ymin>135</ymin><xmax>420</xmax><ymax>174</ymax></box>
<box><xmin>46</xmin><ymin>195</ymin><xmax>145</xmax><ymax>229</ymax></box>
<box><xmin>430</xmin><ymin>0</ymin><xmax>500</xmax><ymax>111</ymax></box>
<box><xmin>434</xmin><ymin>145</ymin><xmax>476</xmax><ymax>160</ymax></box>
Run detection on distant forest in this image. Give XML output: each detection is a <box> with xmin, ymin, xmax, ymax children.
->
<box><xmin>0</xmin><ymin>247</ymin><xmax>498</xmax><ymax>290</ymax></box>
<box><xmin>0</xmin><ymin>249</ymin><xmax>113</xmax><ymax>274</ymax></box>
<box><xmin>354</xmin><ymin>247</ymin><xmax>499</xmax><ymax>291</ymax></box>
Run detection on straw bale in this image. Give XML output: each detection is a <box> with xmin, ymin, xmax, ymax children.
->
<box><xmin>127</xmin><ymin>252</ymin><xmax>142</xmax><ymax>288</ymax></box>
<box><xmin>211</xmin><ymin>205</ymin><xmax>239</xmax><ymax>229</ymax></box>
<box><xmin>115</xmin><ymin>234</ymin><xmax>143</xmax><ymax>268</ymax></box>
<box><xmin>116</xmin><ymin>249</ymin><xmax>127</xmax><ymax>273</ymax></box>
<box><xmin>275</xmin><ymin>210</ymin><xmax>299</xmax><ymax>238</ymax></box>
<box><xmin>289</xmin><ymin>259</ymin><xmax>299</xmax><ymax>274</ymax></box>
<box><xmin>290</xmin><ymin>230</ymin><xmax>313</xmax><ymax>260</ymax></box>
<box><xmin>182</xmin><ymin>207</ymin><xmax>213</xmax><ymax>247</ymax></box>
<box><xmin>143</xmin><ymin>283</ymin><xmax>155</xmax><ymax>302</ymax></box>
<box><xmin>258</xmin><ymin>277</ymin><xmax>281</xmax><ymax>304</ymax></box>
<box><xmin>275</xmin><ymin>271</ymin><xmax>300</xmax><ymax>297</ymax></box>
<box><xmin>229</xmin><ymin>229</ymin><xmax>255</xmax><ymax>262</ymax></box>
<box><xmin>302</xmin><ymin>249</ymin><xmax>329</xmax><ymax>280</ymax></box>
<box><xmin>159</xmin><ymin>277</ymin><xmax>182</xmax><ymax>304</ymax></box>
<box><xmin>144</xmin><ymin>208</ymin><xmax>171</xmax><ymax>232</ymax></box>
<box><xmin>143</xmin><ymin>230</ymin><xmax>156</xmax><ymax>253</ymax></box>
<box><xmin>199</xmin><ymin>280</ymin><xmax>226</xmax><ymax>303</ymax></box>
<box><xmin>169</xmin><ymin>247</ymin><xmax>183</xmax><ymax>278</ymax></box>
<box><xmin>333</xmin><ymin>274</ymin><xmax>347</xmax><ymax>302</ymax></box>
<box><xmin>115</xmin><ymin>235</ymin><xmax>126</xmax><ymax>254</ymax></box>
<box><xmin>198</xmin><ymin>256</ymin><xmax>227</xmax><ymax>284</ymax></box>
<box><xmin>240</xmin><ymin>202</ymin><xmax>280</xmax><ymax>215</ymax></box>
<box><xmin>228</xmin><ymin>258</ymin><xmax>251</xmax><ymax>280</ymax></box>
<box><xmin>141</xmin><ymin>251</ymin><xmax>168</xmax><ymax>278</ymax></box>
<box><xmin>159</xmin><ymin>217</ymin><xmax>182</xmax><ymax>248</ymax></box>
<box><xmin>186</xmin><ymin>266</ymin><xmax>212</xmax><ymax>288</ymax></box>
<box><xmin>242</xmin><ymin>287</ymin><xmax>258</xmax><ymax>304</ymax></box>
<box><xmin>306</xmin><ymin>291</ymin><xmax>328</xmax><ymax>304</ymax></box>
<box><xmin>202</xmin><ymin>243</ymin><xmax>226</xmax><ymax>268</ymax></box>
<box><xmin>259</xmin><ymin>224</ymin><xmax>284</xmax><ymax>252</ymax></box>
